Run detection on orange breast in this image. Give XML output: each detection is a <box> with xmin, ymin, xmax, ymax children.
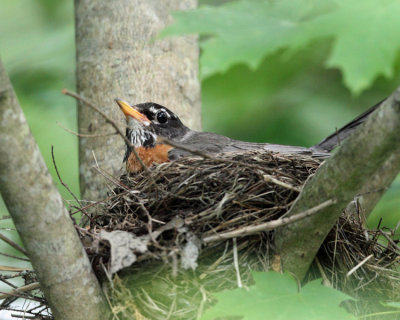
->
<box><xmin>126</xmin><ymin>144</ymin><xmax>173</xmax><ymax>173</ymax></box>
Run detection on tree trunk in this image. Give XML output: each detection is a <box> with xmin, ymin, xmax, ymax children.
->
<box><xmin>0</xmin><ymin>59</ymin><xmax>111</xmax><ymax>320</ymax></box>
<box><xmin>75</xmin><ymin>0</ymin><xmax>201</xmax><ymax>201</ymax></box>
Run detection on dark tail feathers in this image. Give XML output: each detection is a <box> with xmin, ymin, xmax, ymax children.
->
<box><xmin>314</xmin><ymin>99</ymin><xmax>385</xmax><ymax>152</ymax></box>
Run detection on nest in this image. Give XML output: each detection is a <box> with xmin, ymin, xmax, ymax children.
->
<box><xmin>94</xmin><ymin>151</ymin><xmax>318</xmax><ymax>236</ymax></box>
<box><xmin>80</xmin><ymin>151</ymin><xmax>399</xmax><ymax>319</ymax></box>
<box><xmin>2</xmin><ymin>151</ymin><xmax>399</xmax><ymax>319</ymax></box>
<box><xmin>85</xmin><ymin>152</ymin><xmax>318</xmax><ymax>275</ymax></box>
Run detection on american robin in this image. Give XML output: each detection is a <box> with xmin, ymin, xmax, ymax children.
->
<box><xmin>115</xmin><ymin>99</ymin><xmax>382</xmax><ymax>173</ymax></box>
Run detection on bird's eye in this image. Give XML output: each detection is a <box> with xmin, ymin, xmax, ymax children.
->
<box><xmin>156</xmin><ymin>111</ymin><xmax>168</xmax><ymax>124</ymax></box>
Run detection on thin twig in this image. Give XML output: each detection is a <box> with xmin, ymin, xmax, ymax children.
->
<box><xmin>263</xmin><ymin>175</ymin><xmax>300</xmax><ymax>192</ymax></box>
<box><xmin>315</xmin><ymin>257</ymin><xmax>332</xmax><ymax>287</ymax></box>
<box><xmin>0</xmin><ymin>277</ymin><xmax>18</xmax><ymax>289</ymax></box>
<box><xmin>0</xmin><ymin>252</ymin><xmax>30</xmax><ymax>262</ymax></box>
<box><xmin>379</xmin><ymin>229</ymin><xmax>400</xmax><ymax>253</ymax></box>
<box><xmin>62</xmin><ymin>89</ymin><xmax>149</xmax><ymax>172</ymax></box>
<box><xmin>92</xmin><ymin>167</ymin><xmax>130</xmax><ymax>191</ymax></box>
<box><xmin>0</xmin><ymin>282</ymin><xmax>40</xmax><ymax>300</ymax></box>
<box><xmin>232</xmin><ymin>238</ymin><xmax>242</xmax><ymax>288</ymax></box>
<box><xmin>51</xmin><ymin>146</ymin><xmax>89</xmax><ymax>220</ymax></box>
<box><xmin>0</xmin><ymin>233</ymin><xmax>27</xmax><ymax>256</ymax></box>
<box><xmin>69</xmin><ymin>190</ymin><xmax>131</xmax><ymax>216</ymax></box>
<box><xmin>56</xmin><ymin>121</ymin><xmax>117</xmax><ymax>138</ymax></box>
<box><xmin>0</xmin><ymin>266</ymin><xmax>31</xmax><ymax>272</ymax></box>
<box><xmin>91</xmin><ymin>166</ymin><xmax>156</xmax><ymax>239</ymax></box>
<box><xmin>203</xmin><ymin>199</ymin><xmax>336</xmax><ymax>243</ymax></box>
<box><xmin>0</xmin><ymin>271</ymin><xmax>26</xmax><ymax>280</ymax></box>
<box><xmin>346</xmin><ymin>254</ymin><xmax>374</xmax><ymax>277</ymax></box>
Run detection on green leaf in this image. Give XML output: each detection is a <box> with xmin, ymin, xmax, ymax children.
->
<box><xmin>304</xmin><ymin>0</ymin><xmax>400</xmax><ymax>94</ymax></box>
<box><xmin>162</xmin><ymin>0</ymin><xmax>400</xmax><ymax>94</ymax></box>
<box><xmin>200</xmin><ymin>272</ymin><xmax>355</xmax><ymax>320</ymax></box>
<box><xmin>161</xmin><ymin>0</ymin><xmax>318</xmax><ymax>78</ymax></box>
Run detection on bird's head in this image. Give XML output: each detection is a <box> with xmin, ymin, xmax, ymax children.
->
<box><xmin>115</xmin><ymin>99</ymin><xmax>189</xmax><ymax>159</ymax></box>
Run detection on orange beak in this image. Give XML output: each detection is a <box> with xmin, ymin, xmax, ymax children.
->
<box><xmin>115</xmin><ymin>99</ymin><xmax>150</xmax><ymax>125</ymax></box>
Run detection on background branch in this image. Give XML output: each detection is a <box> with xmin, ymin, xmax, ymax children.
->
<box><xmin>0</xmin><ymin>59</ymin><xmax>111</xmax><ymax>320</ymax></box>
<box><xmin>274</xmin><ymin>87</ymin><xmax>400</xmax><ymax>280</ymax></box>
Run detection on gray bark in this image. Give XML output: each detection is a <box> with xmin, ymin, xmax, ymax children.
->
<box><xmin>0</xmin><ymin>59</ymin><xmax>111</xmax><ymax>320</ymax></box>
<box><xmin>355</xmin><ymin>153</ymin><xmax>400</xmax><ymax>218</ymax></box>
<box><xmin>75</xmin><ymin>0</ymin><xmax>201</xmax><ymax>201</ymax></box>
<box><xmin>274</xmin><ymin>87</ymin><xmax>400</xmax><ymax>280</ymax></box>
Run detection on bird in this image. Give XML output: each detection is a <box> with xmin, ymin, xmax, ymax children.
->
<box><xmin>115</xmin><ymin>99</ymin><xmax>382</xmax><ymax>173</ymax></box>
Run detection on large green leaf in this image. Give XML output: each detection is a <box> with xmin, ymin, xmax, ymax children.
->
<box><xmin>162</xmin><ymin>0</ymin><xmax>318</xmax><ymax>78</ymax></box>
<box><xmin>304</xmin><ymin>0</ymin><xmax>400</xmax><ymax>94</ymax></box>
<box><xmin>201</xmin><ymin>272</ymin><xmax>355</xmax><ymax>320</ymax></box>
<box><xmin>162</xmin><ymin>0</ymin><xmax>400</xmax><ymax>94</ymax></box>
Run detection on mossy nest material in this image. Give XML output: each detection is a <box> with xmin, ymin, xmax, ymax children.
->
<box><xmin>78</xmin><ymin>151</ymin><xmax>400</xmax><ymax>320</ymax></box>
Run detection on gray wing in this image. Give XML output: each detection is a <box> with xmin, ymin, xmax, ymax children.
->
<box><xmin>315</xmin><ymin>99</ymin><xmax>384</xmax><ymax>152</ymax></box>
<box><xmin>168</xmin><ymin>131</ymin><xmax>329</xmax><ymax>160</ymax></box>
<box><xmin>168</xmin><ymin>131</ymin><xmax>232</xmax><ymax>160</ymax></box>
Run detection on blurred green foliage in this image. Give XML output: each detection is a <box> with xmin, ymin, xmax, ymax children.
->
<box><xmin>201</xmin><ymin>271</ymin><xmax>355</xmax><ymax>320</ymax></box>
<box><xmin>163</xmin><ymin>0</ymin><xmax>400</xmax><ymax>94</ymax></box>
<box><xmin>0</xmin><ymin>0</ymin><xmax>399</xmax><ymax>261</ymax></box>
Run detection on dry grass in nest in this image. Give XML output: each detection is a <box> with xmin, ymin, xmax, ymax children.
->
<box><xmin>78</xmin><ymin>151</ymin><xmax>399</xmax><ymax>319</ymax></box>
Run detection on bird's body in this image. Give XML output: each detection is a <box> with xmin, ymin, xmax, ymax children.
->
<box><xmin>115</xmin><ymin>99</ymin><xmax>382</xmax><ymax>173</ymax></box>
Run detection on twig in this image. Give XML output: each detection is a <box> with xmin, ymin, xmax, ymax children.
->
<box><xmin>203</xmin><ymin>199</ymin><xmax>335</xmax><ymax>243</ymax></box>
<box><xmin>92</xmin><ymin>167</ymin><xmax>130</xmax><ymax>191</ymax></box>
<box><xmin>0</xmin><ymin>233</ymin><xmax>28</xmax><ymax>256</ymax></box>
<box><xmin>62</xmin><ymin>89</ymin><xmax>149</xmax><ymax>172</ymax></box>
<box><xmin>0</xmin><ymin>252</ymin><xmax>30</xmax><ymax>262</ymax></box>
<box><xmin>0</xmin><ymin>277</ymin><xmax>18</xmax><ymax>289</ymax></box>
<box><xmin>346</xmin><ymin>254</ymin><xmax>374</xmax><ymax>277</ymax></box>
<box><xmin>315</xmin><ymin>257</ymin><xmax>332</xmax><ymax>287</ymax></box>
<box><xmin>0</xmin><ymin>282</ymin><xmax>40</xmax><ymax>300</ymax></box>
<box><xmin>263</xmin><ymin>175</ymin><xmax>300</xmax><ymax>192</ymax></box>
<box><xmin>56</xmin><ymin>121</ymin><xmax>117</xmax><ymax>138</ymax></box>
<box><xmin>0</xmin><ymin>271</ymin><xmax>26</xmax><ymax>280</ymax></box>
<box><xmin>331</xmin><ymin>222</ymin><xmax>339</xmax><ymax>284</ymax></box>
<box><xmin>0</xmin><ymin>266</ymin><xmax>30</xmax><ymax>272</ymax></box>
<box><xmin>69</xmin><ymin>190</ymin><xmax>130</xmax><ymax>216</ymax></box>
<box><xmin>232</xmin><ymin>238</ymin><xmax>242</xmax><ymax>288</ymax></box>
<box><xmin>91</xmin><ymin>166</ymin><xmax>156</xmax><ymax>237</ymax></box>
<box><xmin>51</xmin><ymin>146</ymin><xmax>89</xmax><ymax>220</ymax></box>
<box><xmin>197</xmin><ymin>286</ymin><xmax>207</xmax><ymax>320</ymax></box>
<box><xmin>379</xmin><ymin>229</ymin><xmax>400</xmax><ymax>253</ymax></box>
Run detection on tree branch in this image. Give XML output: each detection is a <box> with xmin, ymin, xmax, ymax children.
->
<box><xmin>355</xmin><ymin>151</ymin><xmax>400</xmax><ymax>217</ymax></box>
<box><xmin>274</xmin><ymin>87</ymin><xmax>400</xmax><ymax>280</ymax></box>
<box><xmin>0</xmin><ymin>59</ymin><xmax>111</xmax><ymax>320</ymax></box>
